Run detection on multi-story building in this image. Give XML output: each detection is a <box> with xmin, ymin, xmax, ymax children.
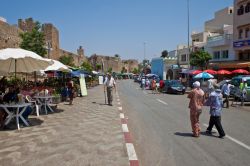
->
<box><xmin>233</xmin><ymin>0</ymin><xmax>250</xmax><ymax>64</ymax></box>
<box><xmin>192</xmin><ymin>7</ymin><xmax>234</xmax><ymax>51</ymax></box>
<box><xmin>177</xmin><ymin>44</ymin><xmax>190</xmax><ymax>69</ymax></box>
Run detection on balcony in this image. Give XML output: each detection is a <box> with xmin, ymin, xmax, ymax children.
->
<box><xmin>206</xmin><ymin>34</ymin><xmax>232</xmax><ymax>47</ymax></box>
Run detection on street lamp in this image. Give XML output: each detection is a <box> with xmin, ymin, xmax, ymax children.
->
<box><xmin>143</xmin><ymin>42</ymin><xmax>146</xmax><ymax>61</ymax></box>
<box><xmin>187</xmin><ymin>0</ymin><xmax>191</xmax><ymax>68</ymax></box>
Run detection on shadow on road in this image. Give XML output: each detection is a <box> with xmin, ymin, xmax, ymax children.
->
<box><xmin>174</xmin><ymin>132</ymin><xmax>193</xmax><ymax>137</ymax></box>
<box><xmin>92</xmin><ymin>101</ymin><xmax>108</xmax><ymax>106</ymax></box>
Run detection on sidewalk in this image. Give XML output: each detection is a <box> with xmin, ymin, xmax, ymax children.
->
<box><xmin>0</xmin><ymin>85</ymin><xmax>129</xmax><ymax>166</ymax></box>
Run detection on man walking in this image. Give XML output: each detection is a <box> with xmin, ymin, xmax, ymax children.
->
<box><xmin>104</xmin><ymin>73</ymin><xmax>116</xmax><ymax>106</ymax></box>
<box><xmin>205</xmin><ymin>89</ymin><xmax>226</xmax><ymax>138</ymax></box>
<box><xmin>221</xmin><ymin>80</ymin><xmax>230</xmax><ymax>108</ymax></box>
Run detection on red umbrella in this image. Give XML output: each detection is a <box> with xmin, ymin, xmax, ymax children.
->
<box><xmin>190</xmin><ymin>70</ymin><xmax>202</xmax><ymax>75</ymax></box>
<box><xmin>232</xmin><ymin>69</ymin><xmax>249</xmax><ymax>74</ymax></box>
<box><xmin>204</xmin><ymin>69</ymin><xmax>217</xmax><ymax>75</ymax></box>
<box><xmin>217</xmin><ymin>69</ymin><xmax>232</xmax><ymax>75</ymax></box>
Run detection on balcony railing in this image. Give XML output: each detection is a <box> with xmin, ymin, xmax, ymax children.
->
<box><xmin>206</xmin><ymin>34</ymin><xmax>232</xmax><ymax>47</ymax></box>
<box><xmin>207</xmin><ymin>34</ymin><xmax>232</xmax><ymax>42</ymax></box>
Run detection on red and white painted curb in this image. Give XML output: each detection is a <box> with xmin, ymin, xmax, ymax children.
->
<box><xmin>116</xmin><ymin>92</ymin><xmax>139</xmax><ymax>166</ymax></box>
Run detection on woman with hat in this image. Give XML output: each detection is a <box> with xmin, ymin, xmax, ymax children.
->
<box><xmin>187</xmin><ymin>81</ymin><xmax>205</xmax><ymax>137</ymax></box>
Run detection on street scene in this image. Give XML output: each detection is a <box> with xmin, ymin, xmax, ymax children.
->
<box><xmin>1</xmin><ymin>0</ymin><xmax>250</xmax><ymax>166</ymax></box>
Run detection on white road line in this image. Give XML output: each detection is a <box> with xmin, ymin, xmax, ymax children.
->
<box><xmin>118</xmin><ymin>102</ymin><xmax>121</xmax><ymax>105</ymax></box>
<box><xmin>120</xmin><ymin>113</ymin><xmax>125</xmax><ymax>119</ymax></box>
<box><xmin>118</xmin><ymin>107</ymin><xmax>122</xmax><ymax>111</ymax></box>
<box><xmin>122</xmin><ymin>124</ymin><xmax>129</xmax><ymax>132</ymax></box>
<box><xmin>203</xmin><ymin>124</ymin><xmax>250</xmax><ymax>151</ymax></box>
<box><xmin>156</xmin><ymin>99</ymin><xmax>168</xmax><ymax>105</ymax></box>
<box><xmin>126</xmin><ymin>143</ymin><xmax>138</xmax><ymax>160</ymax></box>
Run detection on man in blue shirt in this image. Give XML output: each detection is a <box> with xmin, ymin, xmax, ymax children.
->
<box><xmin>205</xmin><ymin>89</ymin><xmax>226</xmax><ymax>138</ymax></box>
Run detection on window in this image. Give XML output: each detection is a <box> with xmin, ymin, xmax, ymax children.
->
<box><xmin>213</xmin><ymin>51</ymin><xmax>220</xmax><ymax>59</ymax></box>
<box><xmin>246</xmin><ymin>28</ymin><xmax>250</xmax><ymax>38</ymax></box>
<box><xmin>245</xmin><ymin>3</ymin><xmax>250</xmax><ymax>13</ymax></box>
<box><xmin>222</xmin><ymin>50</ymin><xmax>229</xmax><ymax>59</ymax></box>
<box><xmin>229</xmin><ymin>9</ymin><xmax>233</xmax><ymax>14</ymax></box>
<box><xmin>239</xmin><ymin>52</ymin><xmax>244</xmax><ymax>60</ymax></box>
<box><xmin>238</xmin><ymin>5</ymin><xmax>244</xmax><ymax>15</ymax></box>
<box><xmin>181</xmin><ymin>54</ymin><xmax>186</xmax><ymax>61</ymax></box>
<box><xmin>239</xmin><ymin>29</ymin><xmax>243</xmax><ymax>39</ymax></box>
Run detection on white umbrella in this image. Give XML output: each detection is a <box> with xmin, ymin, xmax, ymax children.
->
<box><xmin>0</xmin><ymin>48</ymin><xmax>52</xmax><ymax>74</ymax></box>
<box><xmin>44</xmin><ymin>59</ymin><xmax>71</xmax><ymax>72</ymax></box>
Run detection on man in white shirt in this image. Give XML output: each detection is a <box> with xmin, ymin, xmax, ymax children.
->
<box><xmin>221</xmin><ymin>80</ymin><xmax>230</xmax><ymax>108</ymax></box>
<box><xmin>104</xmin><ymin>73</ymin><xmax>116</xmax><ymax>106</ymax></box>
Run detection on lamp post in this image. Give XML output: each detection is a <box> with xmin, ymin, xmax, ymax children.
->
<box><xmin>143</xmin><ymin>42</ymin><xmax>146</xmax><ymax>61</ymax></box>
<box><xmin>187</xmin><ymin>0</ymin><xmax>191</xmax><ymax>68</ymax></box>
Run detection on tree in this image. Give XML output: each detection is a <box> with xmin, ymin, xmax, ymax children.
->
<box><xmin>190</xmin><ymin>50</ymin><xmax>212</xmax><ymax>70</ymax></box>
<box><xmin>81</xmin><ymin>61</ymin><xmax>93</xmax><ymax>72</ymax></box>
<box><xmin>19</xmin><ymin>22</ymin><xmax>47</xmax><ymax>57</ymax></box>
<box><xmin>96</xmin><ymin>64</ymin><xmax>101</xmax><ymax>71</ymax></box>
<box><xmin>114</xmin><ymin>54</ymin><xmax>120</xmax><ymax>58</ymax></box>
<box><xmin>132</xmin><ymin>68</ymin><xmax>139</xmax><ymax>74</ymax></box>
<box><xmin>107</xmin><ymin>67</ymin><xmax>112</xmax><ymax>73</ymax></box>
<box><xmin>59</xmin><ymin>55</ymin><xmax>75</xmax><ymax>66</ymax></box>
<box><xmin>121</xmin><ymin>67</ymin><xmax>127</xmax><ymax>73</ymax></box>
<box><xmin>161</xmin><ymin>50</ymin><xmax>168</xmax><ymax>58</ymax></box>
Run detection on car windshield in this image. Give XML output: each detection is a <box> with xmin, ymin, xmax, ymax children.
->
<box><xmin>171</xmin><ymin>80</ymin><xmax>182</xmax><ymax>87</ymax></box>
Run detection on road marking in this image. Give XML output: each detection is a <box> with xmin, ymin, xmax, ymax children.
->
<box><xmin>120</xmin><ymin>113</ymin><xmax>125</xmax><ymax>119</ymax></box>
<box><xmin>156</xmin><ymin>99</ymin><xmax>168</xmax><ymax>105</ymax></box>
<box><xmin>126</xmin><ymin>143</ymin><xmax>138</xmax><ymax>160</ymax></box>
<box><xmin>203</xmin><ymin>124</ymin><xmax>250</xmax><ymax>151</ymax></box>
<box><xmin>118</xmin><ymin>107</ymin><xmax>122</xmax><ymax>111</ymax></box>
<box><xmin>122</xmin><ymin>124</ymin><xmax>129</xmax><ymax>132</ymax></box>
<box><xmin>118</xmin><ymin>102</ymin><xmax>121</xmax><ymax>105</ymax></box>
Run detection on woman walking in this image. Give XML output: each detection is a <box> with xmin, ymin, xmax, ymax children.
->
<box><xmin>187</xmin><ymin>81</ymin><xmax>205</xmax><ymax>137</ymax></box>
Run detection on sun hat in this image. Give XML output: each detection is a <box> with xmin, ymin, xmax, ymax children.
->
<box><xmin>193</xmin><ymin>81</ymin><xmax>200</xmax><ymax>88</ymax></box>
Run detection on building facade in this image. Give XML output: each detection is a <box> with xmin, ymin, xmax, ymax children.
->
<box><xmin>233</xmin><ymin>0</ymin><xmax>250</xmax><ymax>62</ymax></box>
<box><xmin>177</xmin><ymin>45</ymin><xmax>190</xmax><ymax>69</ymax></box>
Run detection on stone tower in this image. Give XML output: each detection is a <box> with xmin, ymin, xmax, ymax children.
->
<box><xmin>42</xmin><ymin>23</ymin><xmax>60</xmax><ymax>60</ymax></box>
<box><xmin>18</xmin><ymin>18</ymin><xmax>36</xmax><ymax>32</ymax></box>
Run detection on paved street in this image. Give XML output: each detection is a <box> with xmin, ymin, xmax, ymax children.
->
<box><xmin>118</xmin><ymin>80</ymin><xmax>250</xmax><ymax>166</ymax></box>
<box><xmin>0</xmin><ymin>86</ymin><xmax>128</xmax><ymax>166</ymax></box>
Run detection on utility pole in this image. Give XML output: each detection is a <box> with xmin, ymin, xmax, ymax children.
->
<box><xmin>187</xmin><ymin>0</ymin><xmax>190</xmax><ymax>68</ymax></box>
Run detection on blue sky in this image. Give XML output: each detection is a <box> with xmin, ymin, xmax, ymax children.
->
<box><xmin>1</xmin><ymin>0</ymin><xmax>233</xmax><ymax>62</ymax></box>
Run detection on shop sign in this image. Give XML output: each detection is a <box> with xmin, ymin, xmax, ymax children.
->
<box><xmin>234</xmin><ymin>40</ymin><xmax>250</xmax><ymax>48</ymax></box>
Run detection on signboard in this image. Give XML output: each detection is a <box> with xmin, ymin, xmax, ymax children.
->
<box><xmin>79</xmin><ymin>74</ymin><xmax>87</xmax><ymax>96</ymax></box>
<box><xmin>99</xmin><ymin>76</ymin><xmax>104</xmax><ymax>84</ymax></box>
<box><xmin>234</xmin><ymin>40</ymin><xmax>250</xmax><ymax>48</ymax></box>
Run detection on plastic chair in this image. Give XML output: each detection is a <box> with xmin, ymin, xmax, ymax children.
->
<box><xmin>26</xmin><ymin>95</ymin><xmax>41</xmax><ymax>117</ymax></box>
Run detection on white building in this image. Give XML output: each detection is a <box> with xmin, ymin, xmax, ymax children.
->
<box><xmin>177</xmin><ymin>45</ymin><xmax>190</xmax><ymax>69</ymax></box>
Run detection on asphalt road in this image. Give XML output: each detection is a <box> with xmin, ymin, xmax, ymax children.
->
<box><xmin>118</xmin><ymin>80</ymin><xmax>250</xmax><ymax>166</ymax></box>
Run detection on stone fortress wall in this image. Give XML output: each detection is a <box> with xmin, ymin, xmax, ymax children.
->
<box><xmin>0</xmin><ymin>17</ymin><xmax>138</xmax><ymax>70</ymax></box>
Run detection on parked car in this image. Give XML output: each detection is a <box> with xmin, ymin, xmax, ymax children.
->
<box><xmin>230</xmin><ymin>75</ymin><xmax>250</xmax><ymax>97</ymax></box>
<box><xmin>162</xmin><ymin>80</ymin><xmax>186</xmax><ymax>94</ymax></box>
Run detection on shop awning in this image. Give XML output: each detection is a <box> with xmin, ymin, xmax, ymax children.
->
<box><xmin>209</xmin><ymin>61</ymin><xmax>250</xmax><ymax>69</ymax></box>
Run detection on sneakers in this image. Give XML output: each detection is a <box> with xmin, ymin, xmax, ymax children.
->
<box><xmin>219</xmin><ymin>135</ymin><xmax>225</xmax><ymax>139</ymax></box>
<box><xmin>206</xmin><ymin>130</ymin><xmax>212</xmax><ymax>135</ymax></box>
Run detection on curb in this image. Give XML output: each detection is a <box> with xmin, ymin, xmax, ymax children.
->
<box><xmin>116</xmin><ymin>92</ymin><xmax>139</xmax><ymax>166</ymax></box>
